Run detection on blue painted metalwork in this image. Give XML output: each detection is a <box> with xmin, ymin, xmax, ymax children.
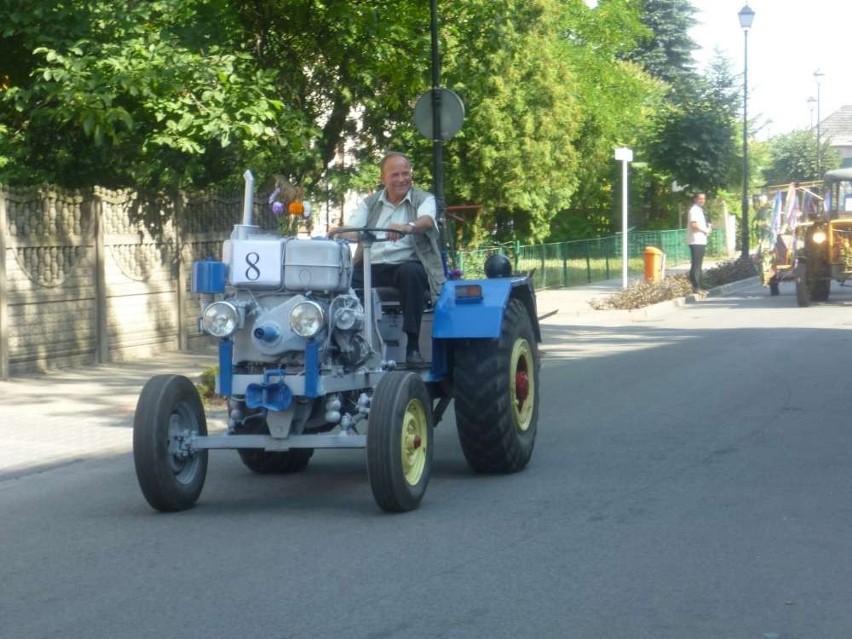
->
<box><xmin>432</xmin><ymin>278</ymin><xmax>513</xmax><ymax>338</ymax></box>
<box><xmin>304</xmin><ymin>340</ymin><xmax>320</xmax><ymax>397</ymax></box>
<box><xmin>191</xmin><ymin>260</ymin><xmax>227</xmax><ymax>294</ymax></box>
<box><xmin>218</xmin><ymin>339</ymin><xmax>233</xmax><ymax>397</ymax></box>
<box><xmin>245</xmin><ymin>369</ymin><xmax>293</xmax><ymax>411</ymax></box>
<box><xmin>253</xmin><ymin>324</ymin><xmax>280</xmax><ymax>343</ymax></box>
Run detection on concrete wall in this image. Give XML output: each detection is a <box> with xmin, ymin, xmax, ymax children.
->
<box><xmin>0</xmin><ymin>185</ymin><xmax>278</xmax><ymax>378</ymax></box>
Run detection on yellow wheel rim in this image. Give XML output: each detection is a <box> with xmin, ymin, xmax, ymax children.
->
<box><xmin>510</xmin><ymin>338</ymin><xmax>535</xmax><ymax>433</ymax></box>
<box><xmin>401</xmin><ymin>398</ymin><xmax>428</xmax><ymax>486</ymax></box>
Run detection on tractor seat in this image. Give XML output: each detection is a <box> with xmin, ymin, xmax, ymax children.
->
<box><xmin>354</xmin><ymin>287</ymin><xmax>433</xmax><ymax>311</ymax></box>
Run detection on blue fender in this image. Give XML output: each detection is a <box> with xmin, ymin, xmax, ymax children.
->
<box><xmin>432</xmin><ymin>277</ymin><xmax>540</xmax><ymax>340</ymax></box>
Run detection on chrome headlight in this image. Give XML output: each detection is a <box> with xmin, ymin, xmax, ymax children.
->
<box><xmin>812</xmin><ymin>229</ymin><xmax>827</xmax><ymax>244</ymax></box>
<box><xmin>289</xmin><ymin>301</ymin><xmax>325</xmax><ymax>338</ymax></box>
<box><xmin>201</xmin><ymin>301</ymin><xmax>241</xmax><ymax>338</ymax></box>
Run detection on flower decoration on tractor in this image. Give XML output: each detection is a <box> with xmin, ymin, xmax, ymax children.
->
<box><xmin>268</xmin><ymin>176</ymin><xmax>312</xmax><ymax>236</ymax></box>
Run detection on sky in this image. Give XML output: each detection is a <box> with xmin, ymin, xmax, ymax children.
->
<box><xmin>689</xmin><ymin>0</ymin><xmax>852</xmax><ymax>139</ymax></box>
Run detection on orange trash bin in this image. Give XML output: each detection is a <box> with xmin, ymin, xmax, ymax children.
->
<box><xmin>643</xmin><ymin>246</ymin><xmax>664</xmax><ymax>282</ymax></box>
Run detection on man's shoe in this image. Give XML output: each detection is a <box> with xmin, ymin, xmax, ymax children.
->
<box><xmin>406</xmin><ymin>350</ymin><xmax>426</xmax><ymax>367</ymax></box>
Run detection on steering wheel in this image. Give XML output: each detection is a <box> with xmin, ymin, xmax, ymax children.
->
<box><xmin>328</xmin><ymin>226</ymin><xmax>411</xmax><ymax>244</ymax></box>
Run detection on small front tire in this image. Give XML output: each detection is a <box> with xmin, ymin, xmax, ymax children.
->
<box><xmin>367</xmin><ymin>371</ymin><xmax>434</xmax><ymax>512</ymax></box>
<box><xmin>133</xmin><ymin>375</ymin><xmax>208</xmax><ymax>512</ymax></box>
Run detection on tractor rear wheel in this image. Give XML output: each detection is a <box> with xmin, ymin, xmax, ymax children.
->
<box><xmin>810</xmin><ymin>278</ymin><xmax>830</xmax><ymax>301</ymax></box>
<box><xmin>236</xmin><ymin>419</ymin><xmax>314</xmax><ymax>474</ymax></box>
<box><xmin>796</xmin><ymin>265</ymin><xmax>811</xmax><ymax>307</ymax></box>
<box><xmin>454</xmin><ymin>297</ymin><xmax>539</xmax><ymax>473</ymax></box>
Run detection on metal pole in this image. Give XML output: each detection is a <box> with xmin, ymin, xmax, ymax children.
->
<box><xmin>621</xmin><ymin>158</ymin><xmax>628</xmax><ymax>288</ymax></box>
<box><xmin>430</xmin><ymin>0</ymin><xmax>449</xmax><ymax>271</ymax></box>
<box><xmin>816</xmin><ymin>75</ymin><xmax>822</xmax><ymax>177</ymax></box>
<box><xmin>741</xmin><ymin>28</ymin><xmax>749</xmax><ymax>260</ymax></box>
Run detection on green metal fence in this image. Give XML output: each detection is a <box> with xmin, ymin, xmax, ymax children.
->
<box><xmin>454</xmin><ymin>228</ymin><xmax>728</xmax><ymax>290</ymax></box>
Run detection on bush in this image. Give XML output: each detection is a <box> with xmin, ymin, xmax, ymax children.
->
<box><xmin>591</xmin><ymin>256</ymin><xmax>758</xmax><ymax>310</ymax></box>
<box><xmin>702</xmin><ymin>256</ymin><xmax>759</xmax><ymax>288</ymax></box>
<box><xmin>197</xmin><ymin>366</ymin><xmax>218</xmax><ymax>400</ymax></box>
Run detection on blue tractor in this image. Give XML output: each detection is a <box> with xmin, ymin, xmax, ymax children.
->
<box><xmin>133</xmin><ymin>172</ymin><xmax>542</xmax><ymax>512</ymax></box>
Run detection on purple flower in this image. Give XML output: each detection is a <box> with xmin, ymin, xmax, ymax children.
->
<box><xmin>271</xmin><ymin>201</ymin><xmax>284</xmax><ymax>216</ymax></box>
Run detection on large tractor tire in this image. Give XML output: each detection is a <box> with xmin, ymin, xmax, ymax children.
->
<box><xmin>236</xmin><ymin>419</ymin><xmax>314</xmax><ymax>474</ymax></box>
<box><xmin>810</xmin><ymin>278</ymin><xmax>830</xmax><ymax>302</ymax></box>
<box><xmin>795</xmin><ymin>265</ymin><xmax>811</xmax><ymax>307</ymax></box>
<box><xmin>133</xmin><ymin>375</ymin><xmax>208</xmax><ymax>512</ymax></box>
<box><xmin>367</xmin><ymin>371</ymin><xmax>434</xmax><ymax>512</ymax></box>
<box><xmin>454</xmin><ymin>297</ymin><xmax>539</xmax><ymax>473</ymax></box>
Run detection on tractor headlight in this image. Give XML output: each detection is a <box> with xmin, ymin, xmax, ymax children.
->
<box><xmin>201</xmin><ymin>301</ymin><xmax>241</xmax><ymax>338</ymax></box>
<box><xmin>289</xmin><ymin>301</ymin><xmax>325</xmax><ymax>338</ymax></box>
<box><xmin>812</xmin><ymin>230</ymin><xmax>827</xmax><ymax>244</ymax></box>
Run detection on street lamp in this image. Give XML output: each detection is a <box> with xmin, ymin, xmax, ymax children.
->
<box><xmin>814</xmin><ymin>69</ymin><xmax>824</xmax><ymax>176</ymax></box>
<box><xmin>807</xmin><ymin>96</ymin><xmax>817</xmax><ymax>130</ymax></box>
<box><xmin>738</xmin><ymin>3</ymin><xmax>754</xmax><ymax>260</ymax></box>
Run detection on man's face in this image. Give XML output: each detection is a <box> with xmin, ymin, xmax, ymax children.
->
<box><xmin>381</xmin><ymin>156</ymin><xmax>413</xmax><ymax>204</ymax></box>
<box><xmin>695</xmin><ymin>194</ymin><xmax>706</xmax><ymax>206</ymax></box>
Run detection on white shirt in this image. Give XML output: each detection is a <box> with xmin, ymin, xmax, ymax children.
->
<box><xmin>686</xmin><ymin>203</ymin><xmax>708</xmax><ymax>246</ymax></box>
<box><xmin>347</xmin><ymin>189</ymin><xmax>436</xmax><ymax>263</ymax></box>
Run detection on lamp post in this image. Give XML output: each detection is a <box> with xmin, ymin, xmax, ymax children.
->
<box><xmin>738</xmin><ymin>3</ymin><xmax>754</xmax><ymax>260</ymax></box>
<box><xmin>807</xmin><ymin>96</ymin><xmax>817</xmax><ymax>130</ymax></box>
<box><xmin>814</xmin><ymin>69</ymin><xmax>824</xmax><ymax>177</ymax></box>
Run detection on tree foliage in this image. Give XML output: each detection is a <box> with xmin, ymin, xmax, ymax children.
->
<box><xmin>0</xmin><ymin>0</ymin><xmax>735</xmax><ymax>244</ymax></box>
<box><xmin>627</xmin><ymin>2</ymin><xmax>738</xmax><ymax>216</ymax></box>
<box><xmin>761</xmin><ymin>129</ymin><xmax>841</xmax><ymax>186</ymax></box>
<box><xmin>0</xmin><ymin>0</ymin><xmax>310</xmax><ymax>189</ymax></box>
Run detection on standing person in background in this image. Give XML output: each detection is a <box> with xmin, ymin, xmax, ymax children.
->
<box><xmin>345</xmin><ymin>152</ymin><xmax>446</xmax><ymax>366</ymax></box>
<box><xmin>687</xmin><ymin>192</ymin><xmax>711</xmax><ymax>294</ymax></box>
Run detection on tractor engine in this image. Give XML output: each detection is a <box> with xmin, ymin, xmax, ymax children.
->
<box><xmin>193</xmin><ymin>232</ymin><xmax>374</xmax><ymax>373</ymax></box>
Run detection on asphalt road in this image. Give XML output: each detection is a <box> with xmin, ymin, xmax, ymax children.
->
<box><xmin>1</xmin><ymin>280</ymin><xmax>851</xmax><ymax>639</ymax></box>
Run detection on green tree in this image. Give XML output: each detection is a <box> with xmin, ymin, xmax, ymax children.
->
<box><xmin>1</xmin><ymin>0</ymin><xmax>308</xmax><ymax>189</ymax></box>
<box><xmin>555</xmin><ymin>0</ymin><xmax>663</xmax><ymax>212</ymax></box>
<box><xmin>436</xmin><ymin>0</ymin><xmax>661</xmax><ymax>243</ymax></box>
<box><xmin>762</xmin><ymin>129</ymin><xmax>841</xmax><ymax>186</ymax></box>
<box><xmin>0</xmin><ymin>0</ymin><xmax>663</xmax><ymax>246</ymax></box>
<box><xmin>626</xmin><ymin>2</ymin><xmax>739</xmax><ymax>223</ymax></box>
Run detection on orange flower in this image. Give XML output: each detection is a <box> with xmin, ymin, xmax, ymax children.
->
<box><xmin>288</xmin><ymin>201</ymin><xmax>304</xmax><ymax>216</ymax></box>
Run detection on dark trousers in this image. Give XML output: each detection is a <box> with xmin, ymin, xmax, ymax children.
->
<box><xmin>689</xmin><ymin>244</ymin><xmax>706</xmax><ymax>291</ymax></box>
<box><xmin>351</xmin><ymin>261</ymin><xmax>429</xmax><ymax>338</ymax></box>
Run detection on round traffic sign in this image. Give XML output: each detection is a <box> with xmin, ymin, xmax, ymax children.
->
<box><xmin>414</xmin><ymin>89</ymin><xmax>465</xmax><ymax>140</ymax></box>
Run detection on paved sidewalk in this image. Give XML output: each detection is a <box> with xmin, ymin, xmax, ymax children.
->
<box><xmin>0</xmin><ymin>272</ymin><xmax>760</xmax><ymax>479</ymax></box>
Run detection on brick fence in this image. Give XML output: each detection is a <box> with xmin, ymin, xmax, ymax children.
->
<box><xmin>0</xmin><ymin>185</ymin><xmax>285</xmax><ymax>378</ymax></box>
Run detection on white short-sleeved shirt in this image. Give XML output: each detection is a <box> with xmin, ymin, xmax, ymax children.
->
<box><xmin>686</xmin><ymin>204</ymin><xmax>708</xmax><ymax>246</ymax></box>
<box><xmin>347</xmin><ymin>189</ymin><xmax>436</xmax><ymax>263</ymax></box>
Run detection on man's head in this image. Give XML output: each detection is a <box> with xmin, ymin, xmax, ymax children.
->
<box><xmin>380</xmin><ymin>152</ymin><xmax>413</xmax><ymax>204</ymax></box>
<box><xmin>693</xmin><ymin>192</ymin><xmax>706</xmax><ymax>206</ymax></box>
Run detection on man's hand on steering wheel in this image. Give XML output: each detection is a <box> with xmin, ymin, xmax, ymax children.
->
<box><xmin>384</xmin><ymin>221</ymin><xmax>413</xmax><ymax>242</ymax></box>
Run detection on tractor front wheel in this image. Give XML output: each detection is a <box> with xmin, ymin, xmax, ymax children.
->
<box><xmin>133</xmin><ymin>375</ymin><xmax>208</xmax><ymax>512</ymax></box>
<box><xmin>367</xmin><ymin>371</ymin><xmax>433</xmax><ymax>512</ymax></box>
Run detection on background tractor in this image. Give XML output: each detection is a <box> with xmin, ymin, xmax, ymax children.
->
<box><xmin>795</xmin><ymin>168</ymin><xmax>852</xmax><ymax>306</ymax></box>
